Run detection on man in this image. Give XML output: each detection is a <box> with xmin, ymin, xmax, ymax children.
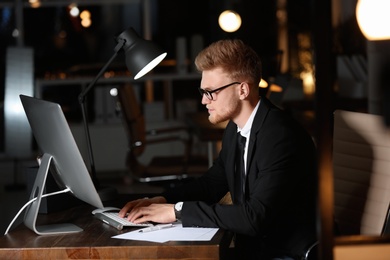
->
<box><xmin>119</xmin><ymin>39</ymin><xmax>318</xmax><ymax>259</ymax></box>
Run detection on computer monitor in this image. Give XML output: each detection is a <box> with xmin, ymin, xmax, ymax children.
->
<box><xmin>20</xmin><ymin>94</ymin><xmax>104</xmax><ymax>235</ymax></box>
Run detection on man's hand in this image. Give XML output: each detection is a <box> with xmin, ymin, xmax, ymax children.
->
<box><xmin>119</xmin><ymin>196</ymin><xmax>176</xmax><ymax>223</ymax></box>
<box><xmin>125</xmin><ymin>203</ymin><xmax>176</xmax><ymax>224</ymax></box>
<box><xmin>118</xmin><ymin>196</ymin><xmax>166</xmax><ymax>217</ymax></box>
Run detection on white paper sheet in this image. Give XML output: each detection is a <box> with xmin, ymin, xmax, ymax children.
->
<box><xmin>112</xmin><ymin>223</ymin><xmax>219</xmax><ymax>243</ymax></box>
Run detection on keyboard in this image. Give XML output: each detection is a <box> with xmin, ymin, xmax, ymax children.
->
<box><xmin>94</xmin><ymin>212</ymin><xmax>153</xmax><ymax>230</ymax></box>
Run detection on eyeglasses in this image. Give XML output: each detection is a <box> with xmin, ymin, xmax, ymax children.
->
<box><xmin>198</xmin><ymin>82</ymin><xmax>241</xmax><ymax>100</ymax></box>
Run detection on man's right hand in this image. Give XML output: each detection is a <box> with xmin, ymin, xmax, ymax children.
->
<box><xmin>118</xmin><ymin>196</ymin><xmax>167</xmax><ymax>218</ymax></box>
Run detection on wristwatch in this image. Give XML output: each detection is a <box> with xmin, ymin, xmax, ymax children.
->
<box><xmin>174</xmin><ymin>202</ymin><xmax>183</xmax><ymax>220</ymax></box>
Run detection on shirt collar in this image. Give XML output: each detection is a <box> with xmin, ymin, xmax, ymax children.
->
<box><xmin>237</xmin><ymin>100</ymin><xmax>260</xmax><ymax>139</ymax></box>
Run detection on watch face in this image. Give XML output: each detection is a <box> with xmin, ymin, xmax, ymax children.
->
<box><xmin>175</xmin><ymin>202</ymin><xmax>183</xmax><ymax>211</ymax></box>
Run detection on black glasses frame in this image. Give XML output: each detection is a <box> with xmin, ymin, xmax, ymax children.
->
<box><xmin>198</xmin><ymin>82</ymin><xmax>241</xmax><ymax>100</ymax></box>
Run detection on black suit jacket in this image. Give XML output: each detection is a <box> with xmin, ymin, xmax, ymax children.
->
<box><xmin>163</xmin><ymin>97</ymin><xmax>318</xmax><ymax>259</ymax></box>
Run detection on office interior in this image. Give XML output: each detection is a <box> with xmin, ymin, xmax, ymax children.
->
<box><xmin>0</xmin><ymin>0</ymin><xmax>390</xmax><ymax>259</ymax></box>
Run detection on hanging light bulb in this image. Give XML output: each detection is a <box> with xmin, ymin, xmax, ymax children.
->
<box><xmin>80</xmin><ymin>10</ymin><xmax>92</xmax><ymax>28</ymax></box>
<box><xmin>356</xmin><ymin>0</ymin><xmax>390</xmax><ymax>40</ymax></box>
<box><xmin>69</xmin><ymin>4</ymin><xmax>80</xmax><ymax>17</ymax></box>
<box><xmin>29</xmin><ymin>0</ymin><xmax>41</xmax><ymax>8</ymax></box>
<box><xmin>218</xmin><ymin>10</ymin><xmax>242</xmax><ymax>33</ymax></box>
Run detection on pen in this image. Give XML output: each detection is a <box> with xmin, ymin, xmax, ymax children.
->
<box><xmin>139</xmin><ymin>224</ymin><xmax>174</xmax><ymax>233</ymax></box>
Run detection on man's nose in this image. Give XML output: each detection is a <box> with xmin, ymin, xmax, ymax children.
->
<box><xmin>201</xmin><ymin>94</ymin><xmax>210</xmax><ymax>105</ymax></box>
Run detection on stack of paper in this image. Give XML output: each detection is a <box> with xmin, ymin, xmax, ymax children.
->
<box><xmin>112</xmin><ymin>223</ymin><xmax>219</xmax><ymax>243</ymax></box>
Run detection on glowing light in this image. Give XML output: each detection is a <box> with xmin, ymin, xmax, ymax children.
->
<box><xmin>218</xmin><ymin>10</ymin><xmax>242</xmax><ymax>33</ymax></box>
<box><xmin>69</xmin><ymin>5</ymin><xmax>80</xmax><ymax>17</ymax></box>
<box><xmin>110</xmin><ymin>88</ymin><xmax>118</xmax><ymax>97</ymax></box>
<box><xmin>80</xmin><ymin>10</ymin><xmax>91</xmax><ymax>20</ymax></box>
<box><xmin>259</xmin><ymin>78</ymin><xmax>268</xmax><ymax>88</ymax></box>
<box><xmin>80</xmin><ymin>10</ymin><xmax>92</xmax><ymax>28</ymax></box>
<box><xmin>29</xmin><ymin>0</ymin><xmax>41</xmax><ymax>8</ymax></box>
<box><xmin>300</xmin><ymin>71</ymin><xmax>315</xmax><ymax>96</ymax></box>
<box><xmin>356</xmin><ymin>0</ymin><xmax>390</xmax><ymax>40</ymax></box>
<box><xmin>81</xmin><ymin>19</ymin><xmax>91</xmax><ymax>28</ymax></box>
<box><xmin>269</xmin><ymin>84</ymin><xmax>283</xmax><ymax>93</ymax></box>
<box><xmin>12</xmin><ymin>29</ymin><xmax>19</xmax><ymax>38</ymax></box>
<box><xmin>8</xmin><ymin>102</ymin><xmax>24</xmax><ymax>116</ymax></box>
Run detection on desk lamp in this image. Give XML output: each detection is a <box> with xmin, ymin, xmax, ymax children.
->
<box><xmin>78</xmin><ymin>27</ymin><xmax>167</xmax><ymax>201</ymax></box>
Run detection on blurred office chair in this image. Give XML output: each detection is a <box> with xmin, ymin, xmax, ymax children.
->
<box><xmin>333</xmin><ymin>109</ymin><xmax>390</xmax><ymax>236</ymax></box>
<box><xmin>117</xmin><ymin>84</ymin><xmax>208</xmax><ymax>183</ymax></box>
<box><xmin>301</xmin><ymin>109</ymin><xmax>390</xmax><ymax>260</ymax></box>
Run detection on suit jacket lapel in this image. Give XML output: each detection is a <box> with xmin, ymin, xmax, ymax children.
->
<box><xmin>245</xmin><ymin>97</ymin><xmax>270</xmax><ymax>185</ymax></box>
<box><xmin>226</xmin><ymin>97</ymin><xmax>273</xmax><ymax>201</ymax></box>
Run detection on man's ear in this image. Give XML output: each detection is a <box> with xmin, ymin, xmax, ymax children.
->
<box><xmin>240</xmin><ymin>82</ymin><xmax>250</xmax><ymax>99</ymax></box>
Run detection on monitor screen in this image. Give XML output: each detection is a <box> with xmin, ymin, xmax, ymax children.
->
<box><xmin>20</xmin><ymin>94</ymin><xmax>104</xmax><ymax>235</ymax></box>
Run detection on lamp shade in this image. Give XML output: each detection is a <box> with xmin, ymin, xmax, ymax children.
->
<box><xmin>356</xmin><ymin>0</ymin><xmax>390</xmax><ymax>41</ymax></box>
<box><xmin>116</xmin><ymin>28</ymin><xmax>167</xmax><ymax>80</ymax></box>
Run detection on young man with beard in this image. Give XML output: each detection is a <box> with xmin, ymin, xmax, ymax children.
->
<box><xmin>119</xmin><ymin>39</ymin><xmax>318</xmax><ymax>260</ymax></box>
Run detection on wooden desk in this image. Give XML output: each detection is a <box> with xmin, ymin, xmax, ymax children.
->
<box><xmin>186</xmin><ymin>113</ymin><xmax>227</xmax><ymax>167</ymax></box>
<box><xmin>0</xmin><ymin>198</ymin><xmax>232</xmax><ymax>259</ymax></box>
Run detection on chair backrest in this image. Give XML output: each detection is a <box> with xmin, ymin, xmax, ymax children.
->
<box><xmin>117</xmin><ymin>84</ymin><xmax>146</xmax><ymax>157</ymax></box>
<box><xmin>333</xmin><ymin>109</ymin><xmax>390</xmax><ymax>236</ymax></box>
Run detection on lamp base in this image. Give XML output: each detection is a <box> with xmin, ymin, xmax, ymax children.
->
<box><xmin>97</xmin><ymin>185</ymin><xmax>118</xmax><ymax>202</ymax></box>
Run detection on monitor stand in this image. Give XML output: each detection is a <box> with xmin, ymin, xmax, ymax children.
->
<box><xmin>23</xmin><ymin>153</ymin><xmax>83</xmax><ymax>235</ymax></box>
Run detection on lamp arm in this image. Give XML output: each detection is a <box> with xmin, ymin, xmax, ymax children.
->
<box><xmin>78</xmin><ymin>39</ymin><xmax>125</xmax><ymax>104</ymax></box>
<box><xmin>77</xmin><ymin>38</ymin><xmax>126</xmax><ymax>189</ymax></box>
